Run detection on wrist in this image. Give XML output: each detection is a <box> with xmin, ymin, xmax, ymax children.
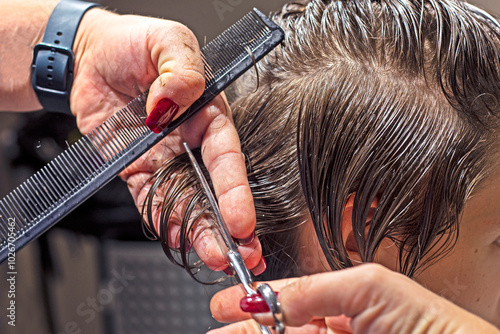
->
<box><xmin>31</xmin><ymin>0</ymin><xmax>102</xmax><ymax>114</ymax></box>
<box><xmin>34</xmin><ymin>1</ymin><xmax>60</xmax><ymax>45</ymax></box>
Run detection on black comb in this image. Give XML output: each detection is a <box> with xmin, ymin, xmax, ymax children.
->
<box><xmin>0</xmin><ymin>9</ymin><xmax>284</xmax><ymax>262</ymax></box>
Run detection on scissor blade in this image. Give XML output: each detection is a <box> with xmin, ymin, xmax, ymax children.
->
<box><xmin>183</xmin><ymin>143</ymin><xmax>238</xmax><ymax>252</ymax></box>
<box><xmin>183</xmin><ymin>144</ymin><xmax>275</xmax><ymax>334</ymax></box>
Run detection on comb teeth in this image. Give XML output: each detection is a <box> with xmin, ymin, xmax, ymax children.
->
<box><xmin>87</xmin><ymin>92</ymin><xmax>149</xmax><ymax>162</ymax></box>
<box><xmin>0</xmin><ymin>92</ymin><xmax>150</xmax><ymax>249</ymax></box>
<box><xmin>0</xmin><ymin>9</ymin><xmax>283</xmax><ymax>262</ymax></box>
<box><xmin>202</xmin><ymin>11</ymin><xmax>271</xmax><ymax>86</ymax></box>
<box><xmin>0</xmin><ymin>92</ymin><xmax>149</xmax><ymax>252</ymax></box>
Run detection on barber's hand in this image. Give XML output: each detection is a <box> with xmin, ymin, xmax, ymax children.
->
<box><xmin>209</xmin><ymin>264</ymin><xmax>500</xmax><ymax>334</ymax></box>
<box><xmin>70</xmin><ymin>9</ymin><xmax>261</xmax><ymax>272</ymax></box>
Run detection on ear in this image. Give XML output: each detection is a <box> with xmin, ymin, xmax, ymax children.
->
<box><xmin>341</xmin><ymin>194</ymin><xmax>378</xmax><ymax>264</ymax></box>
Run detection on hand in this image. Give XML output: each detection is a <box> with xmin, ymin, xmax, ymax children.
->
<box><xmin>70</xmin><ymin>8</ymin><xmax>261</xmax><ymax>271</ymax></box>
<box><xmin>209</xmin><ymin>264</ymin><xmax>500</xmax><ymax>334</ymax></box>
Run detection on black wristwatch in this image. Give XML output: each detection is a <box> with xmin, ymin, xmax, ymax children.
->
<box><xmin>31</xmin><ymin>0</ymin><xmax>101</xmax><ymax>114</ymax></box>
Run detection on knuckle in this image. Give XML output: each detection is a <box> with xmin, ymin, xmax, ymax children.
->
<box><xmin>356</xmin><ymin>264</ymin><xmax>391</xmax><ymax>300</ymax></box>
<box><xmin>177</xmin><ymin>68</ymin><xmax>205</xmax><ymax>95</ymax></box>
<box><xmin>281</xmin><ymin>275</ymin><xmax>314</xmax><ymax>326</ymax></box>
<box><xmin>293</xmin><ymin>274</ymin><xmax>314</xmax><ymax>300</ymax></box>
<box><xmin>360</xmin><ymin>263</ymin><xmax>386</xmax><ymax>282</ymax></box>
<box><xmin>209</xmin><ymin>112</ymin><xmax>230</xmax><ymax>129</ymax></box>
<box><xmin>208</xmin><ymin>151</ymin><xmax>244</xmax><ymax>179</ymax></box>
<box><xmin>169</xmin><ymin>21</ymin><xmax>198</xmax><ymax>45</ymax></box>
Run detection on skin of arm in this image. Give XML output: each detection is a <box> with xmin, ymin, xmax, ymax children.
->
<box><xmin>0</xmin><ymin>0</ymin><xmax>58</xmax><ymax>111</ymax></box>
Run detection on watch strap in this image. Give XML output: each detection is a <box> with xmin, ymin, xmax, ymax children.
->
<box><xmin>31</xmin><ymin>0</ymin><xmax>101</xmax><ymax>114</ymax></box>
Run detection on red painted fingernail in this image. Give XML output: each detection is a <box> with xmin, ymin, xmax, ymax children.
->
<box><xmin>251</xmin><ymin>257</ymin><xmax>267</xmax><ymax>276</ymax></box>
<box><xmin>146</xmin><ymin>98</ymin><xmax>179</xmax><ymax>133</ymax></box>
<box><xmin>237</xmin><ymin>232</ymin><xmax>255</xmax><ymax>246</ymax></box>
<box><xmin>240</xmin><ymin>292</ymin><xmax>279</xmax><ymax>313</ymax></box>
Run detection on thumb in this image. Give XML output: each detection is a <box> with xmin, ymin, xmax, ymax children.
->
<box><xmin>255</xmin><ymin>264</ymin><xmax>429</xmax><ymax>332</ymax></box>
<box><xmin>277</xmin><ymin>264</ymin><xmax>390</xmax><ymax>327</ymax></box>
<box><xmin>145</xmin><ymin>20</ymin><xmax>205</xmax><ymax>133</ymax></box>
<box><xmin>251</xmin><ymin>264</ymin><xmax>498</xmax><ymax>334</ymax></box>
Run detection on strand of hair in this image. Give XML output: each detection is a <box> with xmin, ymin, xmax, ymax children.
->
<box><xmin>202</xmin><ymin>14</ymin><xmax>268</xmax><ymax>71</ymax></box>
<box><xmin>204</xmin><ymin>31</ymin><xmax>270</xmax><ymax>79</ymax></box>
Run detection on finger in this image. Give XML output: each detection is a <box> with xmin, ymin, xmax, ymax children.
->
<box><xmin>277</xmin><ymin>264</ymin><xmax>423</xmax><ymax>327</ymax></box>
<box><xmin>120</xmin><ymin>142</ymin><xmax>175</xmax><ymax>184</ymax></box>
<box><xmin>200</xmin><ymin>99</ymin><xmax>257</xmax><ymax>241</ymax></box>
<box><xmin>126</xmin><ymin>171</ymin><xmax>262</xmax><ymax>271</ymax></box>
<box><xmin>211</xmin><ymin>278</ymin><xmax>298</xmax><ymax>323</ymax></box>
<box><xmin>190</xmin><ymin>217</ymin><xmax>228</xmax><ymax>271</ymax></box>
<box><xmin>190</xmin><ymin>229</ymin><xmax>262</xmax><ymax>273</ymax></box>
<box><xmin>211</xmin><ymin>285</ymin><xmax>250</xmax><ymax>323</ymax></box>
<box><xmin>239</xmin><ymin>240</ymin><xmax>263</xmax><ymax>275</ymax></box>
<box><xmin>145</xmin><ymin>21</ymin><xmax>205</xmax><ymax>133</ymax></box>
<box><xmin>192</xmin><ymin>95</ymin><xmax>260</xmax><ymax>269</ymax></box>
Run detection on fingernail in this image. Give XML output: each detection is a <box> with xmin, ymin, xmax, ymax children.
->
<box><xmin>237</xmin><ymin>232</ymin><xmax>255</xmax><ymax>246</ymax></box>
<box><xmin>251</xmin><ymin>257</ymin><xmax>267</xmax><ymax>276</ymax></box>
<box><xmin>240</xmin><ymin>292</ymin><xmax>279</xmax><ymax>313</ymax></box>
<box><xmin>146</xmin><ymin>98</ymin><xmax>179</xmax><ymax>134</ymax></box>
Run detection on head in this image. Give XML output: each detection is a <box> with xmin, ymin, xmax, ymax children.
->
<box><xmin>143</xmin><ymin>0</ymin><xmax>500</xmax><ymax>326</ymax></box>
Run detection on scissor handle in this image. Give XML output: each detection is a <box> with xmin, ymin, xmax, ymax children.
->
<box><xmin>257</xmin><ymin>283</ymin><xmax>285</xmax><ymax>334</ymax></box>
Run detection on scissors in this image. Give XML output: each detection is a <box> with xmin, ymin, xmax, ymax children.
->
<box><xmin>183</xmin><ymin>143</ymin><xmax>284</xmax><ymax>334</ymax></box>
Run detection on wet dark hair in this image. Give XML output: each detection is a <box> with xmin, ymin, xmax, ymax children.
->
<box><xmin>142</xmin><ymin>0</ymin><xmax>500</xmax><ymax>280</ymax></box>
